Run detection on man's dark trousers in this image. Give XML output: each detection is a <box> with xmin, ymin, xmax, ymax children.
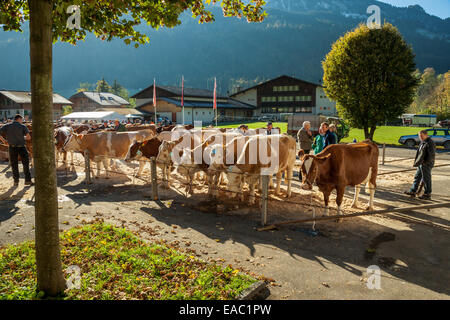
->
<box><xmin>411</xmin><ymin>164</ymin><xmax>432</xmax><ymax>195</ymax></box>
<box><xmin>298</xmin><ymin>149</ymin><xmax>311</xmax><ymax>181</ymax></box>
<box><xmin>9</xmin><ymin>146</ymin><xmax>31</xmax><ymax>183</ymax></box>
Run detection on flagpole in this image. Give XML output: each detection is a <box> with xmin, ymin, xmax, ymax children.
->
<box><xmin>153</xmin><ymin>78</ymin><xmax>157</xmax><ymax>124</ymax></box>
<box><xmin>182</xmin><ymin>75</ymin><xmax>185</xmax><ymax>125</ymax></box>
<box><xmin>214</xmin><ymin>77</ymin><xmax>217</xmax><ymax>127</ymax></box>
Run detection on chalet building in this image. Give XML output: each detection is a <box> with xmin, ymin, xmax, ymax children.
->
<box><xmin>0</xmin><ymin>90</ymin><xmax>72</xmax><ymax>120</ymax></box>
<box><xmin>69</xmin><ymin>91</ymin><xmax>130</xmax><ymax>112</ymax></box>
<box><xmin>230</xmin><ymin>75</ymin><xmax>337</xmax><ymax>119</ymax></box>
<box><xmin>132</xmin><ymin>85</ymin><xmax>254</xmax><ymax>124</ymax></box>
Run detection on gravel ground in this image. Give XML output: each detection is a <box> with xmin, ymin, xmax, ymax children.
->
<box><xmin>0</xmin><ymin>147</ymin><xmax>449</xmax><ymax>300</ymax></box>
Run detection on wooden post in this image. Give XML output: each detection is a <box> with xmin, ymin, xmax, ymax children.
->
<box><xmin>382</xmin><ymin>143</ymin><xmax>386</xmax><ymax>165</ymax></box>
<box><xmin>84</xmin><ymin>150</ymin><xmax>91</xmax><ymax>184</ymax></box>
<box><xmin>261</xmin><ymin>175</ymin><xmax>269</xmax><ymax>226</ymax></box>
<box><xmin>151</xmin><ymin>157</ymin><xmax>158</xmax><ymax>201</ymax></box>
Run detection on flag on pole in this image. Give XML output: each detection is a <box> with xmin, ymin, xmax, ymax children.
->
<box><xmin>153</xmin><ymin>78</ymin><xmax>156</xmax><ymax>107</ymax></box>
<box><xmin>213</xmin><ymin>77</ymin><xmax>217</xmax><ymax>110</ymax></box>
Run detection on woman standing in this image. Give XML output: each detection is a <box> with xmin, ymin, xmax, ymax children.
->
<box><xmin>312</xmin><ymin>127</ymin><xmax>325</xmax><ymax>155</ymax></box>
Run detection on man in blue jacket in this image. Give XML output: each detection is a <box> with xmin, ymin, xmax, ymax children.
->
<box><xmin>405</xmin><ymin>130</ymin><xmax>436</xmax><ymax>200</ymax></box>
<box><xmin>321</xmin><ymin>122</ymin><xmax>337</xmax><ymax>148</ymax></box>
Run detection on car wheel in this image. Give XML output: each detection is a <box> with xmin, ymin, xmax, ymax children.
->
<box><xmin>444</xmin><ymin>141</ymin><xmax>450</xmax><ymax>150</ymax></box>
<box><xmin>405</xmin><ymin>139</ymin><xmax>416</xmax><ymax>148</ymax></box>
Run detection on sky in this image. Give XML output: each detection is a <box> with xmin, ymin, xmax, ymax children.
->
<box><xmin>379</xmin><ymin>0</ymin><xmax>450</xmax><ymax>19</ymax></box>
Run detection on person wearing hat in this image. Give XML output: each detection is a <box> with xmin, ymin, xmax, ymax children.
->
<box><xmin>0</xmin><ymin>114</ymin><xmax>33</xmax><ymax>186</ymax></box>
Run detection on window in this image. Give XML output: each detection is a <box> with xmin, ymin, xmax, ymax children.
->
<box><xmin>278</xmin><ymin>96</ymin><xmax>294</xmax><ymax>102</ymax></box>
<box><xmin>295</xmin><ymin>96</ymin><xmax>312</xmax><ymax>102</ymax></box>
<box><xmin>433</xmin><ymin>130</ymin><xmax>446</xmax><ymax>136</ymax></box>
<box><xmin>262</xmin><ymin>96</ymin><xmax>276</xmax><ymax>103</ymax></box>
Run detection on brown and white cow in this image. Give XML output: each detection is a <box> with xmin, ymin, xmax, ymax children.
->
<box><xmin>299</xmin><ymin>140</ymin><xmax>379</xmax><ymax>221</ymax></box>
<box><xmin>174</xmin><ymin>136</ymin><xmax>218</xmax><ymax>195</ymax></box>
<box><xmin>128</xmin><ymin>129</ymin><xmax>188</xmax><ymax>177</ymax></box>
<box><xmin>206</xmin><ymin>133</ymin><xmax>253</xmax><ymax>197</ymax></box>
<box><xmin>227</xmin><ymin>134</ymin><xmax>297</xmax><ymax>204</ymax></box>
<box><xmin>54</xmin><ymin>126</ymin><xmax>74</xmax><ymax>168</ymax></box>
<box><xmin>63</xmin><ymin>129</ymin><xmax>156</xmax><ymax>177</ymax></box>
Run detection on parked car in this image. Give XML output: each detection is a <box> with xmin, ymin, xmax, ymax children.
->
<box><xmin>258</xmin><ymin>115</ymin><xmax>278</xmax><ymax>122</ymax></box>
<box><xmin>398</xmin><ymin>128</ymin><xmax>450</xmax><ymax>149</ymax></box>
<box><xmin>438</xmin><ymin>120</ymin><xmax>450</xmax><ymax>128</ymax></box>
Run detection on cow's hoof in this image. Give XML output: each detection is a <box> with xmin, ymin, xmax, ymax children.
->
<box><xmin>351</xmin><ymin>203</ymin><xmax>358</xmax><ymax>209</ymax></box>
<box><xmin>366</xmin><ymin>206</ymin><xmax>374</xmax><ymax>211</ymax></box>
<box><xmin>336</xmin><ymin>218</ymin><xmax>343</xmax><ymax>223</ymax></box>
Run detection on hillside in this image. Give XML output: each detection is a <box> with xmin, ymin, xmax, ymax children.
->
<box><xmin>0</xmin><ymin>0</ymin><xmax>448</xmax><ymax>97</ymax></box>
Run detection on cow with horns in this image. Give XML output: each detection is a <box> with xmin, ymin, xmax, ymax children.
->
<box><xmin>299</xmin><ymin>140</ymin><xmax>379</xmax><ymax>222</ymax></box>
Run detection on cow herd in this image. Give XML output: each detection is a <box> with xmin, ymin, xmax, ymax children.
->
<box><xmin>1</xmin><ymin>122</ymin><xmax>380</xmax><ymax>221</ymax></box>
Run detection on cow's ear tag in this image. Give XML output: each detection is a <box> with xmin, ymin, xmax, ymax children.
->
<box><xmin>228</xmin><ymin>166</ymin><xmax>234</xmax><ymax>173</ymax></box>
<box><xmin>212</xmin><ymin>149</ymin><xmax>216</xmax><ymax>156</ymax></box>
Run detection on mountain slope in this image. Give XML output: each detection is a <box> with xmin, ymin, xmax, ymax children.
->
<box><xmin>0</xmin><ymin>0</ymin><xmax>448</xmax><ymax>97</ymax></box>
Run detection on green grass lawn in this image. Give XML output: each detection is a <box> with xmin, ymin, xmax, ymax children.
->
<box><xmin>218</xmin><ymin>122</ymin><xmax>288</xmax><ymax>133</ymax></box>
<box><xmin>214</xmin><ymin>122</ymin><xmax>431</xmax><ymax>146</ymax></box>
<box><xmin>340</xmin><ymin>126</ymin><xmax>426</xmax><ymax>145</ymax></box>
<box><xmin>0</xmin><ymin>223</ymin><xmax>256</xmax><ymax>300</ymax></box>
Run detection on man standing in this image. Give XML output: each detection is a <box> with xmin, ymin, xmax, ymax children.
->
<box><xmin>0</xmin><ymin>114</ymin><xmax>33</xmax><ymax>186</ymax></box>
<box><xmin>297</xmin><ymin>121</ymin><xmax>314</xmax><ymax>155</ymax></box>
<box><xmin>321</xmin><ymin>122</ymin><xmax>337</xmax><ymax>148</ymax></box>
<box><xmin>329</xmin><ymin>124</ymin><xmax>339</xmax><ymax>143</ymax></box>
<box><xmin>266</xmin><ymin>122</ymin><xmax>274</xmax><ymax>135</ymax></box>
<box><xmin>405</xmin><ymin>130</ymin><xmax>436</xmax><ymax>200</ymax></box>
<box><xmin>114</xmin><ymin>119</ymin><xmax>126</xmax><ymax>132</ymax></box>
<box><xmin>297</xmin><ymin>121</ymin><xmax>314</xmax><ymax>181</ymax></box>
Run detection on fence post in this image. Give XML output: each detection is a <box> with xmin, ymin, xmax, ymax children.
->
<box><xmin>261</xmin><ymin>175</ymin><xmax>269</xmax><ymax>226</ymax></box>
<box><xmin>382</xmin><ymin>143</ymin><xmax>386</xmax><ymax>165</ymax></box>
<box><xmin>151</xmin><ymin>157</ymin><xmax>158</xmax><ymax>201</ymax></box>
<box><xmin>84</xmin><ymin>150</ymin><xmax>92</xmax><ymax>184</ymax></box>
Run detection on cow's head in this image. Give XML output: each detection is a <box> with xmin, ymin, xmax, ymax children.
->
<box><xmin>300</xmin><ymin>153</ymin><xmax>331</xmax><ymax>190</ymax></box>
<box><xmin>63</xmin><ymin>133</ymin><xmax>84</xmax><ymax>152</ymax></box>
<box><xmin>156</xmin><ymin>136</ymin><xmax>184</xmax><ymax>166</ymax></box>
<box><xmin>226</xmin><ymin>166</ymin><xmax>244</xmax><ymax>199</ymax></box>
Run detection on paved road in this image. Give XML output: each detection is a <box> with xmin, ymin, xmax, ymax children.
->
<box><xmin>0</xmin><ymin>147</ymin><xmax>449</xmax><ymax>300</ymax></box>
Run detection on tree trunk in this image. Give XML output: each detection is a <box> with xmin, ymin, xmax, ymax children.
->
<box><xmin>29</xmin><ymin>0</ymin><xmax>66</xmax><ymax>296</ymax></box>
<box><xmin>368</xmin><ymin>126</ymin><xmax>377</xmax><ymax>141</ymax></box>
<box><xmin>363</xmin><ymin>126</ymin><xmax>377</xmax><ymax>141</ymax></box>
<box><xmin>363</xmin><ymin>126</ymin><xmax>370</xmax><ymax>140</ymax></box>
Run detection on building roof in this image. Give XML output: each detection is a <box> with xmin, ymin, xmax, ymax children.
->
<box><xmin>230</xmin><ymin>75</ymin><xmax>322</xmax><ymax>97</ymax></box>
<box><xmin>95</xmin><ymin>107</ymin><xmax>143</xmax><ymax>116</ymax></box>
<box><xmin>137</xmin><ymin>97</ymin><xmax>255</xmax><ymax>114</ymax></box>
<box><xmin>61</xmin><ymin>111</ymin><xmax>125</xmax><ymax>120</ymax></box>
<box><xmin>131</xmin><ymin>85</ymin><xmax>228</xmax><ymax>99</ymax></box>
<box><xmin>0</xmin><ymin>90</ymin><xmax>73</xmax><ymax>104</ymax></box>
<box><xmin>70</xmin><ymin>91</ymin><xmax>130</xmax><ymax>106</ymax></box>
